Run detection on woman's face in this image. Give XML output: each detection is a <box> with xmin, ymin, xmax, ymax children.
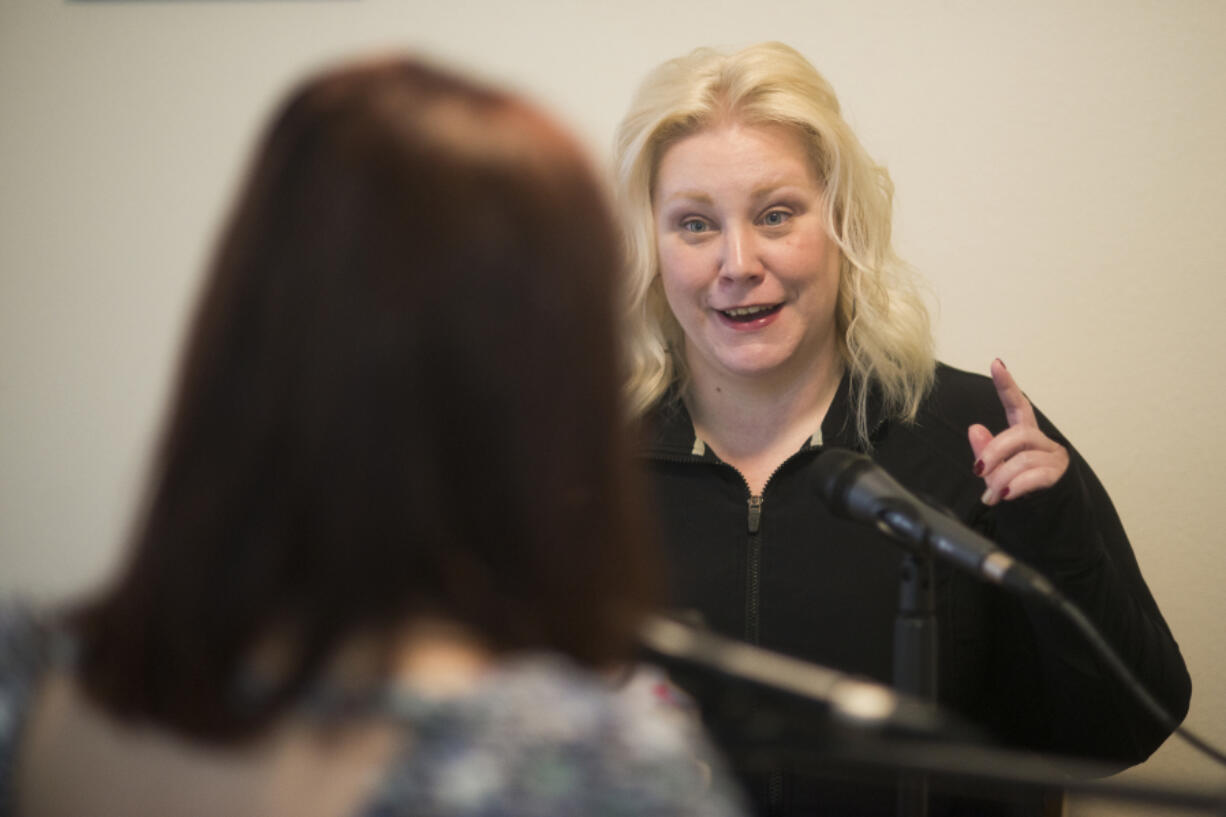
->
<box><xmin>653</xmin><ymin>121</ymin><xmax>841</xmax><ymax>389</ymax></box>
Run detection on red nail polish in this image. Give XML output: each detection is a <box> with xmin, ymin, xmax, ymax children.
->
<box><xmin>997</xmin><ymin>358</ymin><xmax>1007</xmax><ymax>370</ymax></box>
<box><xmin>1000</xmin><ymin>487</ymin><xmax>1010</xmax><ymax>500</ymax></box>
<box><xmin>973</xmin><ymin>460</ymin><xmax>984</xmax><ymax>476</ymax></box>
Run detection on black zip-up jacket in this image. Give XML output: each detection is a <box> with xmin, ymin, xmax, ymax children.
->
<box><xmin>641</xmin><ymin>363</ymin><xmax>1191</xmax><ymax>815</ymax></box>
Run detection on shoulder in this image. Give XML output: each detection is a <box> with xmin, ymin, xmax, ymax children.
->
<box><xmin>366</xmin><ymin>655</ymin><xmax>746</xmax><ymax>817</ymax></box>
<box><xmin>871</xmin><ymin>363</ymin><xmax>1002</xmax><ymax>467</ymax></box>
<box><xmin>858</xmin><ymin>363</ymin><xmax>1010</xmax><ymax>515</ymax></box>
<box><xmin>921</xmin><ymin>362</ymin><xmax>1009</xmax><ymax>428</ymax></box>
<box><xmin>892</xmin><ymin>361</ymin><xmax>1021</xmax><ymax>455</ymax></box>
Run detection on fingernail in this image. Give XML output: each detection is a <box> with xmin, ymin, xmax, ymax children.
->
<box><xmin>1000</xmin><ymin>486</ymin><xmax>1010</xmax><ymax>500</ymax></box>
<box><xmin>973</xmin><ymin>460</ymin><xmax>985</xmax><ymax>476</ymax></box>
<box><xmin>980</xmin><ymin>488</ymin><xmax>994</xmax><ymax>505</ymax></box>
<box><xmin>996</xmin><ymin>358</ymin><xmax>1007</xmax><ymax>370</ymax></box>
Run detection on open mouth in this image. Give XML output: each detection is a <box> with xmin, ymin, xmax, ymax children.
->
<box><xmin>719</xmin><ymin>303</ymin><xmax>783</xmax><ymax>323</ymax></box>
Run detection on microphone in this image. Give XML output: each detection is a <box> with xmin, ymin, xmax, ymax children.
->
<box><xmin>815</xmin><ymin>449</ymin><xmax>1226</xmax><ymax>770</ymax></box>
<box><xmin>813</xmin><ymin>449</ymin><xmax>1056</xmax><ymax>599</ymax></box>
<box><xmin>638</xmin><ymin>615</ymin><xmax>962</xmax><ymax>739</ymax></box>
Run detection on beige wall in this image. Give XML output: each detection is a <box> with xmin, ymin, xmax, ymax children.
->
<box><xmin>2</xmin><ymin>1</ymin><xmax>1223</xmax><ymax>812</ymax></box>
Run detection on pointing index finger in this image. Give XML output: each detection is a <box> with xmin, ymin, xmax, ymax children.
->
<box><xmin>990</xmin><ymin>358</ymin><xmax>1037</xmax><ymax>429</ymax></box>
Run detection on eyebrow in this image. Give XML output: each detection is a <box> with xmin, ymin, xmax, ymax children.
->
<box><xmin>752</xmin><ymin>183</ymin><xmax>797</xmax><ymax>199</ymax></box>
<box><xmin>658</xmin><ymin>182</ymin><xmax>804</xmax><ymax>207</ymax></box>
<box><xmin>658</xmin><ymin>190</ymin><xmax>713</xmax><ymax>206</ymax></box>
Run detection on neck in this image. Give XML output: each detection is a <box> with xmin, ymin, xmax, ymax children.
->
<box><xmin>388</xmin><ymin>618</ymin><xmax>492</xmax><ymax>696</ymax></box>
<box><xmin>684</xmin><ymin>353</ymin><xmax>844</xmax><ymax>489</ymax></box>
<box><xmin>246</xmin><ymin>617</ymin><xmax>492</xmax><ymax>701</ymax></box>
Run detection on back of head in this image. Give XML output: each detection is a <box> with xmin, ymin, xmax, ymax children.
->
<box><xmin>615</xmin><ymin>43</ymin><xmax>933</xmax><ymax>437</ymax></box>
<box><xmin>74</xmin><ymin>57</ymin><xmax>657</xmax><ymax>741</ymax></box>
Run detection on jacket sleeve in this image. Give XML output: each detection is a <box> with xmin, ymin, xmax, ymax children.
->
<box><xmin>983</xmin><ymin>419</ymin><xmax>1191</xmax><ymax>767</ymax></box>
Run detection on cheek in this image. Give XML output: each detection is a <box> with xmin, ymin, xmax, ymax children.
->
<box><xmin>657</xmin><ymin>244</ymin><xmax>704</xmax><ymax>300</ymax></box>
<box><xmin>778</xmin><ymin>232</ymin><xmax>839</xmax><ymax>288</ymax></box>
<box><xmin>656</xmin><ymin>267</ymin><xmax>707</xmax><ymax>338</ymax></box>
<box><xmin>658</xmin><ymin>268</ymin><xmax>695</xmax><ymax>321</ymax></box>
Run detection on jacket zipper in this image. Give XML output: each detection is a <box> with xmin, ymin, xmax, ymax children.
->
<box><xmin>743</xmin><ymin>449</ymin><xmax>799</xmax><ymax>647</ymax></box>
<box><xmin>647</xmin><ymin>449</ymin><xmax>812</xmax><ymax>647</ymax></box>
<box><xmin>746</xmin><ymin>494</ymin><xmax>763</xmax><ymax>645</ymax></box>
<box><xmin>746</xmin><ymin>479</ymin><xmax>786</xmax><ymax>817</ymax></box>
<box><xmin>648</xmin><ymin>447</ymin><xmax>814</xmax><ymax>817</ymax></box>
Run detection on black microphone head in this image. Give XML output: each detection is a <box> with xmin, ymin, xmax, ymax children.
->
<box><xmin>812</xmin><ymin>448</ymin><xmax>877</xmax><ymax>519</ymax></box>
<box><xmin>815</xmin><ymin>448</ymin><xmax>1021</xmax><ymax>580</ymax></box>
<box><xmin>814</xmin><ymin>447</ymin><xmax>920</xmax><ymax>530</ymax></box>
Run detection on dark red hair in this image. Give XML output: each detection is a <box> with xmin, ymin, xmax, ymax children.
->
<box><xmin>73</xmin><ymin>57</ymin><xmax>658</xmax><ymax>741</ymax></box>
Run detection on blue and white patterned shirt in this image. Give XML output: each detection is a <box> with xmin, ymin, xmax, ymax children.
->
<box><xmin>0</xmin><ymin>602</ymin><xmax>747</xmax><ymax>817</ymax></box>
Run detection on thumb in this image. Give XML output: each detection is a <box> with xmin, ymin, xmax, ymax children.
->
<box><xmin>968</xmin><ymin>423</ymin><xmax>993</xmax><ymax>463</ymax></box>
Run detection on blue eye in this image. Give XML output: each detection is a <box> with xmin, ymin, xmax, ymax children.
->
<box><xmin>762</xmin><ymin>210</ymin><xmax>789</xmax><ymax>226</ymax></box>
<box><xmin>681</xmin><ymin>219</ymin><xmax>710</xmax><ymax>233</ymax></box>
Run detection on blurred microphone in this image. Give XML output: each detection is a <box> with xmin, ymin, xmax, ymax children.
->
<box><xmin>813</xmin><ymin>449</ymin><xmax>1056</xmax><ymax>599</ymax></box>
<box><xmin>639</xmin><ymin>615</ymin><xmax>959</xmax><ymax>738</ymax></box>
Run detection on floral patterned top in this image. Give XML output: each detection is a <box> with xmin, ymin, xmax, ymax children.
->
<box><xmin>0</xmin><ymin>602</ymin><xmax>746</xmax><ymax>817</ymax></box>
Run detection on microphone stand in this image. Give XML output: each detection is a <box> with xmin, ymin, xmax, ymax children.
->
<box><xmin>894</xmin><ymin>552</ymin><xmax>937</xmax><ymax>817</ymax></box>
<box><xmin>639</xmin><ymin>616</ymin><xmax>1226</xmax><ymax>816</ymax></box>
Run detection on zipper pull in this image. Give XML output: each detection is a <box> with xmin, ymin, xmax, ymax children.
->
<box><xmin>747</xmin><ymin>495</ymin><xmax>762</xmax><ymax>534</ymax></box>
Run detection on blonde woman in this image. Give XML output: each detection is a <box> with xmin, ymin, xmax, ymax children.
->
<box><xmin>616</xmin><ymin>42</ymin><xmax>1189</xmax><ymax>815</ymax></box>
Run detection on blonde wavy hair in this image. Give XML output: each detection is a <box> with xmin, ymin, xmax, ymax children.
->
<box><xmin>614</xmin><ymin>42</ymin><xmax>935</xmax><ymax>445</ymax></box>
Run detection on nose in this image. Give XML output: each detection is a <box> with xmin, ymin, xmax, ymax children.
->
<box><xmin>720</xmin><ymin>223</ymin><xmax>764</xmax><ymax>282</ymax></box>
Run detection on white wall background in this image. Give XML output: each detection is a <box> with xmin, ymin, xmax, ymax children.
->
<box><xmin>2</xmin><ymin>1</ymin><xmax>1223</xmax><ymax>813</ymax></box>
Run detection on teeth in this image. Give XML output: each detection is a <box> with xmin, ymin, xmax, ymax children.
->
<box><xmin>724</xmin><ymin>305</ymin><xmax>773</xmax><ymax>317</ymax></box>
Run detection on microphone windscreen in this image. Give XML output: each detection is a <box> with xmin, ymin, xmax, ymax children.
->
<box><xmin>813</xmin><ymin>448</ymin><xmax>878</xmax><ymax>518</ymax></box>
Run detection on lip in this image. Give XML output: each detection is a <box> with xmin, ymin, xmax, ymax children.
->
<box><xmin>713</xmin><ymin>302</ymin><xmax>784</xmax><ymax>331</ymax></box>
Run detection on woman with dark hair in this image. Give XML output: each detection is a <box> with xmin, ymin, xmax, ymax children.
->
<box><xmin>0</xmin><ymin>57</ymin><xmax>746</xmax><ymax>817</ymax></box>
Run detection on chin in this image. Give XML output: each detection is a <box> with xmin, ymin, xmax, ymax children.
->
<box><xmin>717</xmin><ymin>355</ymin><xmax>794</xmax><ymax>380</ymax></box>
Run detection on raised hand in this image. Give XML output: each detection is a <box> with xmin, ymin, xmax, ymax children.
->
<box><xmin>967</xmin><ymin>359</ymin><xmax>1069</xmax><ymax>506</ymax></box>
